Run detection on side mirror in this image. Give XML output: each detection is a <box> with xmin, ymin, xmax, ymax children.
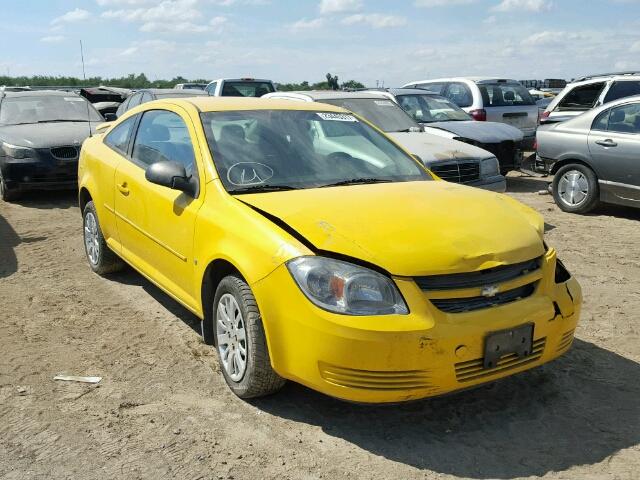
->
<box><xmin>103</xmin><ymin>113</ymin><xmax>117</xmax><ymax>121</ymax></box>
<box><xmin>145</xmin><ymin>161</ymin><xmax>197</xmax><ymax>197</ymax></box>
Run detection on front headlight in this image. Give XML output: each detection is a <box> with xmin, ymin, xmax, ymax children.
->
<box><xmin>1</xmin><ymin>142</ymin><xmax>35</xmax><ymax>159</ymax></box>
<box><xmin>480</xmin><ymin>156</ymin><xmax>500</xmax><ymax>177</ymax></box>
<box><xmin>287</xmin><ymin>256</ymin><xmax>408</xmax><ymax>316</ymax></box>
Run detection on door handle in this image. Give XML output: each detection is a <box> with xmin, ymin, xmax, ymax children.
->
<box><xmin>117</xmin><ymin>182</ymin><xmax>130</xmax><ymax>195</ymax></box>
<box><xmin>595</xmin><ymin>139</ymin><xmax>617</xmax><ymax>147</ymax></box>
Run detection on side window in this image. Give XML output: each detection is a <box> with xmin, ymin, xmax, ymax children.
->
<box><xmin>104</xmin><ymin>116</ymin><xmax>137</xmax><ymax>155</ymax></box>
<box><xmin>557</xmin><ymin>82</ymin><xmax>605</xmax><ymax>111</ymax></box>
<box><xmin>205</xmin><ymin>82</ymin><xmax>218</xmax><ymax>95</ymax></box>
<box><xmin>416</xmin><ymin>82</ymin><xmax>445</xmax><ymax>94</ymax></box>
<box><xmin>592</xmin><ymin>110</ymin><xmax>610</xmax><ymax>131</ymax></box>
<box><xmin>141</xmin><ymin>92</ymin><xmax>153</xmax><ymax>104</ymax></box>
<box><xmin>603</xmin><ymin>81</ymin><xmax>640</xmax><ymax>104</ymax></box>
<box><xmin>131</xmin><ymin>110</ymin><xmax>197</xmax><ymax>175</ymax></box>
<box><xmin>444</xmin><ymin>82</ymin><xmax>473</xmax><ymax>108</ymax></box>
<box><xmin>606</xmin><ymin>103</ymin><xmax>640</xmax><ymax>134</ymax></box>
<box><xmin>127</xmin><ymin>93</ymin><xmax>143</xmax><ymax>109</ymax></box>
<box><xmin>116</xmin><ymin>97</ymin><xmax>131</xmax><ymax>117</ymax></box>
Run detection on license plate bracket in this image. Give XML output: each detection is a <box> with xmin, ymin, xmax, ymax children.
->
<box><xmin>483</xmin><ymin>323</ymin><xmax>534</xmax><ymax>369</ymax></box>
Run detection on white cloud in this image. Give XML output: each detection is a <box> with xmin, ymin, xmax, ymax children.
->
<box><xmin>521</xmin><ymin>30</ymin><xmax>584</xmax><ymax>46</ymax></box>
<box><xmin>40</xmin><ymin>35</ymin><xmax>65</xmax><ymax>43</ymax></box>
<box><xmin>492</xmin><ymin>0</ymin><xmax>552</xmax><ymax>12</ymax></box>
<box><xmin>414</xmin><ymin>0</ymin><xmax>476</xmax><ymax>6</ymax></box>
<box><xmin>483</xmin><ymin>15</ymin><xmax>497</xmax><ymax>24</ymax></box>
<box><xmin>319</xmin><ymin>0</ymin><xmax>362</xmax><ymax>15</ymax></box>
<box><xmin>101</xmin><ymin>0</ymin><xmax>226</xmax><ymax>33</ymax></box>
<box><xmin>51</xmin><ymin>8</ymin><xmax>91</xmax><ymax>24</ymax></box>
<box><xmin>630</xmin><ymin>40</ymin><xmax>640</xmax><ymax>53</ymax></box>
<box><xmin>341</xmin><ymin>13</ymin><xmax>407</xmax><ymax>28</ymax></box>
<box><xmin>289</xmin><ymin>18</ymin><xmax>325</xmax><ymax>31</ymax></box>
<box><xmin>96</xmin><ymin>0</ymin><xmax>154</xmax><ymax>5</ymax></box>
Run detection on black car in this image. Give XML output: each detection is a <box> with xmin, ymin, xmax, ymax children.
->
<box><xmin>0</xmin><ymin>90</ymin><xmax>103</xmax><ymax>201</ymax></box>
<box><xmin>115</xmin><ymin>88</ymin><xmax>208</xmax><ymax>118</ymax></box>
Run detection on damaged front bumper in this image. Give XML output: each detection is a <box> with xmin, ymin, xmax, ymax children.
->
<box><xmin>252</xmin><ymin>247</ymin><xmax>581</xmax><ymax>403</ymax></box>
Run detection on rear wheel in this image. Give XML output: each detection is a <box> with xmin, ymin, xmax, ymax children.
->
<box><xmin>552</xmin><ymin>163</ymin><xmax>600</xmax><ymax>214</ymax></box>
<box><xmin>214</xmin><ymin>275</ymin><xmax>285</xmax><ymax>399</ymax></box>
<box><xmin>83</xmin><ymin>201</ymin><xmax>124</xmax><ymax>274</ymax></box>
<box><xmin>0</xmin><ymin>170</ymin><xmax>19</xmax><ymax>202</ymax></box>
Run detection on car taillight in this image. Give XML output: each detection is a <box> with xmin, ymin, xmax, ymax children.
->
<box><xmin>469</xmin><ymin>109</ymin><xmax>486</xmax><ymax>121</ymax></box>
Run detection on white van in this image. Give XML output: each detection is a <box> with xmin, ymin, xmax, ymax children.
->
<box><xmin>403</xmin><ymin>77</ymin><xmax>538</xmax><ymax>148</ymax></box>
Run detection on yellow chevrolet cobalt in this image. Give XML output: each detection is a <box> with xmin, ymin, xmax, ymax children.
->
<box><xmin>78</xmin><ymin>97</ymin><xmax>581</xmax><ymax>403</ymax></box>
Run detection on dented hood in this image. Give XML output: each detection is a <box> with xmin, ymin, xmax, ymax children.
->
<box><xmin>386</xmin><ymin>131</ymin><xmax>495</xmax><ymax>167</ymax></box>
<box><xmin>239</xmin><ymin>181</ymin><xmax>545</xmax><ymax>276</ymax></box>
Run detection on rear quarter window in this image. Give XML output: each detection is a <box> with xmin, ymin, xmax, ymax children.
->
<box><xmin>478</xmin><ymin>84</ymin><xmax>535</xmax><ymax>107</ymax></box>
<box><xmin>603</xmin><ymin>81</ymin><xmax>640</xmax><ymax>104</ymax></box>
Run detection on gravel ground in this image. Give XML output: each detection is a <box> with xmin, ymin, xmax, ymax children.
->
<box><xmin>1</xmin><ymin>174</ymin><xmax>639</xmax><ymax>480</ymax></box>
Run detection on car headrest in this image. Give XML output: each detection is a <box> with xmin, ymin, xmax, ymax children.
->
<box><xmin>504</xmin><ymin>91</ymin><xmax>515</xmax><ymax>101</ymax></box>
<box><xmin>145</xmin><ymin>124</ymin><xmax>170</xmax><ymax>141</ymax></box>
<box><xmin>610</xmin><ymin>109</ymin><xmax>625</xmax><ymax>123</ymax></box>
<box><xmin>220</xmin><ymin>124</ymin><xmax>245</xmax><ymax>143</ymax></box>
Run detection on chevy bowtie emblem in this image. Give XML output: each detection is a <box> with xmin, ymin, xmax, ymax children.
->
<box><xmin>481</xmin><ymin>285</ymin><xmax>499</xmax><ymax>298</ymax></box>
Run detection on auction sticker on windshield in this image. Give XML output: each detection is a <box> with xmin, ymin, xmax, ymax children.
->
<box><xmin>316</xmin><ymin>112</ymin><xmax>357</xmax><ymax>122</ymax></box>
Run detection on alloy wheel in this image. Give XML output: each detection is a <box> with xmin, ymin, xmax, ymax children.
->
<box><xmin>216</xmin><ymin>293</ymin><xmax>248</xmax><ymax>382</ymax></box>
<box><xmin>84</xmin><ymin>211</ymin><xmax>100</xmax><ymax>266</ymax></box>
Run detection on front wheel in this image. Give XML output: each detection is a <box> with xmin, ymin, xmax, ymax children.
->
<box><xmin>552</xmin><ymin>163</ymin><xmax>600</xmax><ymax>214</ymax></box>
<box><xmin>214</xmin><ymin>275</ymin><xmax>285</xmax><ymax>399</ymax></box>
<box><xmin>82</xmin><ymin>201</ymin><xmax>124</xmax><ymax>274</ymax></box>
<box><xmin>0</xmin><ymin>170</ymin><xmax>19</xmax><ymax>202</ymax></box>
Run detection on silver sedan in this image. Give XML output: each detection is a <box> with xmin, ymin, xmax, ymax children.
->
<box><xmin>536</xmin><ymin>95</ymin><xmax>640</xmax><ymax>213</ymax></box>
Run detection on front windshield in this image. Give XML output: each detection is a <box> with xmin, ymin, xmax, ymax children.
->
<box><xmin>396</xmin><ymin>94</ymin><xmax>471</xmax><ymax>123</ymax></box>
<box><xmin>318</xmin><ymin>98</ymin><xmax>418</xmax><ymax>133</ymax></box>
<box><xmin>0</xmin><ymin>95</ymin><xmax>103</xmax><ymax>125</ymax></box>
<box><xmin>200</xmin><ymin>109</ymin><xmax>431</xmax><ymax>193</ymax></box>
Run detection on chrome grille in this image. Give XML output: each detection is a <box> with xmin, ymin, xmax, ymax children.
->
<box><xmin>430</xmin><ymin>161</ymin><xmax>480</xmax><ymax>184</ymax></box>
<box><xmin>455</xmin><ymin>337</ymin><xmax>546</xmax><ymax>382</ymax></box>
<box><xmin>431</xmin><ymin>283</ymin><xmax>536</xmax><ymax>313</ymax></box>
<box><xmin>50</xmin><ymin>146</ymin><xmax>78</xmax><ymax>160</ymax></box>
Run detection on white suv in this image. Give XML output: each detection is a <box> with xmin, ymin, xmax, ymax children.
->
<box><xmin>542</xmin><ymin>72</ymin><xmax>640</xmax><ymax>124</ymax></box>
<box><xmin>205</xmin><ymin>78</ymin><xmax>275</xmax><ymax>97</ymax></box>
<box><xmin>403</xmin><ymin>77</ymin><xmax>538</xmax><ymax>148</ymax></box>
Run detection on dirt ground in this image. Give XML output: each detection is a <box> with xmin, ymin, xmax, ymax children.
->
<box><xmin>1</xmin><ymin>173</ymin><xmax>639</xmax><ymax>480</ymax></box>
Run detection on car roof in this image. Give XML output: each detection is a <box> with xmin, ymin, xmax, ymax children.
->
<box><xmin>566</xmin><ymin>73</ymin><xmax>640</xmax><ymax>87</ymax></box>
<box><xmin>1</xmin><ymin>89</ymin><xmax>81</xmax><ymax>98</ymax></box>
<box><xmin>378</xmin><ymin>88</ymin><xmax>439</xmax><ymax>96</ymax></box>
<box><xmin>209</xmin><ymin>78</ymin><xmax>274</xmax><ymax>83</ymax></box>
<box><xmin>138</xmin><ymin>88</ymin><xmax>208</xmax><ymax>95</ymax></box>
<box><xmin>405</xmin><ymin>77</ymin><xmax>521</xmax><ymax>85</ymax></box>
<box><xmin>165</xmin><ymin>97</ymin><xmax>350</xmax><ymax>113</ymax></box>
<box><xmin>267</xmin><ymin>90</ymin><xmax>389</xmax><ymax>101</ymax></box>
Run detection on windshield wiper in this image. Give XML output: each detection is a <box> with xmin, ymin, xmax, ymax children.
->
<box><xmin>319</xmin><ymin>178</ymin><xmax>393</xmax><ymax>188</ymax></box>
<box><xmin>229</xmin><ymin>184</ymin><xmax>298</xmax><ymax>194</ymax></box>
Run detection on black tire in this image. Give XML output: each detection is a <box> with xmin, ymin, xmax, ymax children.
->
<box><xmin>82</xmin><ymin>201</ymin><xmax>124</xmax><ymax>274</ymax></box>
<box><xmin>213</xmin><ymin>275</ymin><xmax>285</xmax><ymax>399</ymax></box>
<box><xmin>0</xmin><ymin>170</ymin><xmax>19</xmax><ymax>202</ymax></box>
<box><xmin>552</xmin><ymin>163</ymin><xmax>600</xmax><ymax>214</ymax></box>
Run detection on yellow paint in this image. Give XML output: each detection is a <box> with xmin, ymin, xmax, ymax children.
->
<box><xmin>79</xmin><ymin>97</ymin><xmax>582</xmax><ymax>403</ymax></box>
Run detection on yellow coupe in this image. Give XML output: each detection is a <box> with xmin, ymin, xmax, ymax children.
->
<box><xmin>78</xmin><ymin>97</ymin><xmax>581</xmax><ymax>403</ymax></box>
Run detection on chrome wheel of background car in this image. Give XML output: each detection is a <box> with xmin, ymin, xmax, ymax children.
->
<box><xmin>557</xmin><ymin>170</ymin><xmax>589</xmax><ymax>206</ymax></box>
<box><xmin>216</xmin><ymin>293</ymin><xmax>247</xmax><ymax>382</ymax></box>
<box><xmin>84</xmin><ymin>211</ymin><xmax>100</xmax><ymax>266</ymax></box>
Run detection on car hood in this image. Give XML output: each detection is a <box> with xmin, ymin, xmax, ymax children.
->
<box><xmin>0</xmin><ymin>122</ymin><xmax>99</xmax><ymax>149</ymax></box>
<box><xmin>386</xmin><ymin>131</ymin><xmax>493</xmax><ymax>166</ymax></box>
<box><xmin>423</xmin><ymin>121</ymin><xmax>524</xmax><ymax>143</ymax></box>
<box><xmin>239</xmin><ymin>181</ymin><xmax>544</xmax><ymax>276</ymax></box>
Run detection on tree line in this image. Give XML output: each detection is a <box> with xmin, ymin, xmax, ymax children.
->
<box><xmin>0</xmin><ymin>73</ymin><xmax>365</xmax><ymax>91</ymax></box>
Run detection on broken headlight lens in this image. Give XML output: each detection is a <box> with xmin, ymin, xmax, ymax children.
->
<box><xmin>287</xmin><ymin>256</ymin><xmax>408</xmax><ymax>316</ymax></box>
<box><xmin>480</xmin><ymin>156</ymin><xmax>500</xmax><ymax>177</ymax></box>
<box><xmin>1</xmin><ymin>142</ymin><xmax>35</xmax><ymax>159</ymax></box>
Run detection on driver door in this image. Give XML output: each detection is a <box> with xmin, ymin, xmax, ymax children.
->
<box><xmin>114</xmin><ymin>108</ymin><xmax>205</xmax><ymax>311</ymax></box>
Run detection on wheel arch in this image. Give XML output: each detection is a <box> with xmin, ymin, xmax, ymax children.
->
<box><xmin>78</xmin><ymin>187</ymin><xmax>93</xmax><ymax>213</ymax></box>
<box><xmin>550</xmin><ymin>158</ymin><xmax>597</xmax><ymax>176</ymax></box>
<box><xmin>200</xmin><ymin>258</ymin><xmax>244</xmax><ymax>346</ymax></box>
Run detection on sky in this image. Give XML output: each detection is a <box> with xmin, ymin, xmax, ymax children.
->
<box><xmin>1</xmin><ymin>0</ymin><xmax>640</xmax><ymax>86</ymax></box>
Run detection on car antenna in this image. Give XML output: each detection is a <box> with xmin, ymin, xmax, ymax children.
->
<box><xmin>80</xmin><ymin>40</ymin><xmax>92</xmax><ymax>138</ymax></box>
